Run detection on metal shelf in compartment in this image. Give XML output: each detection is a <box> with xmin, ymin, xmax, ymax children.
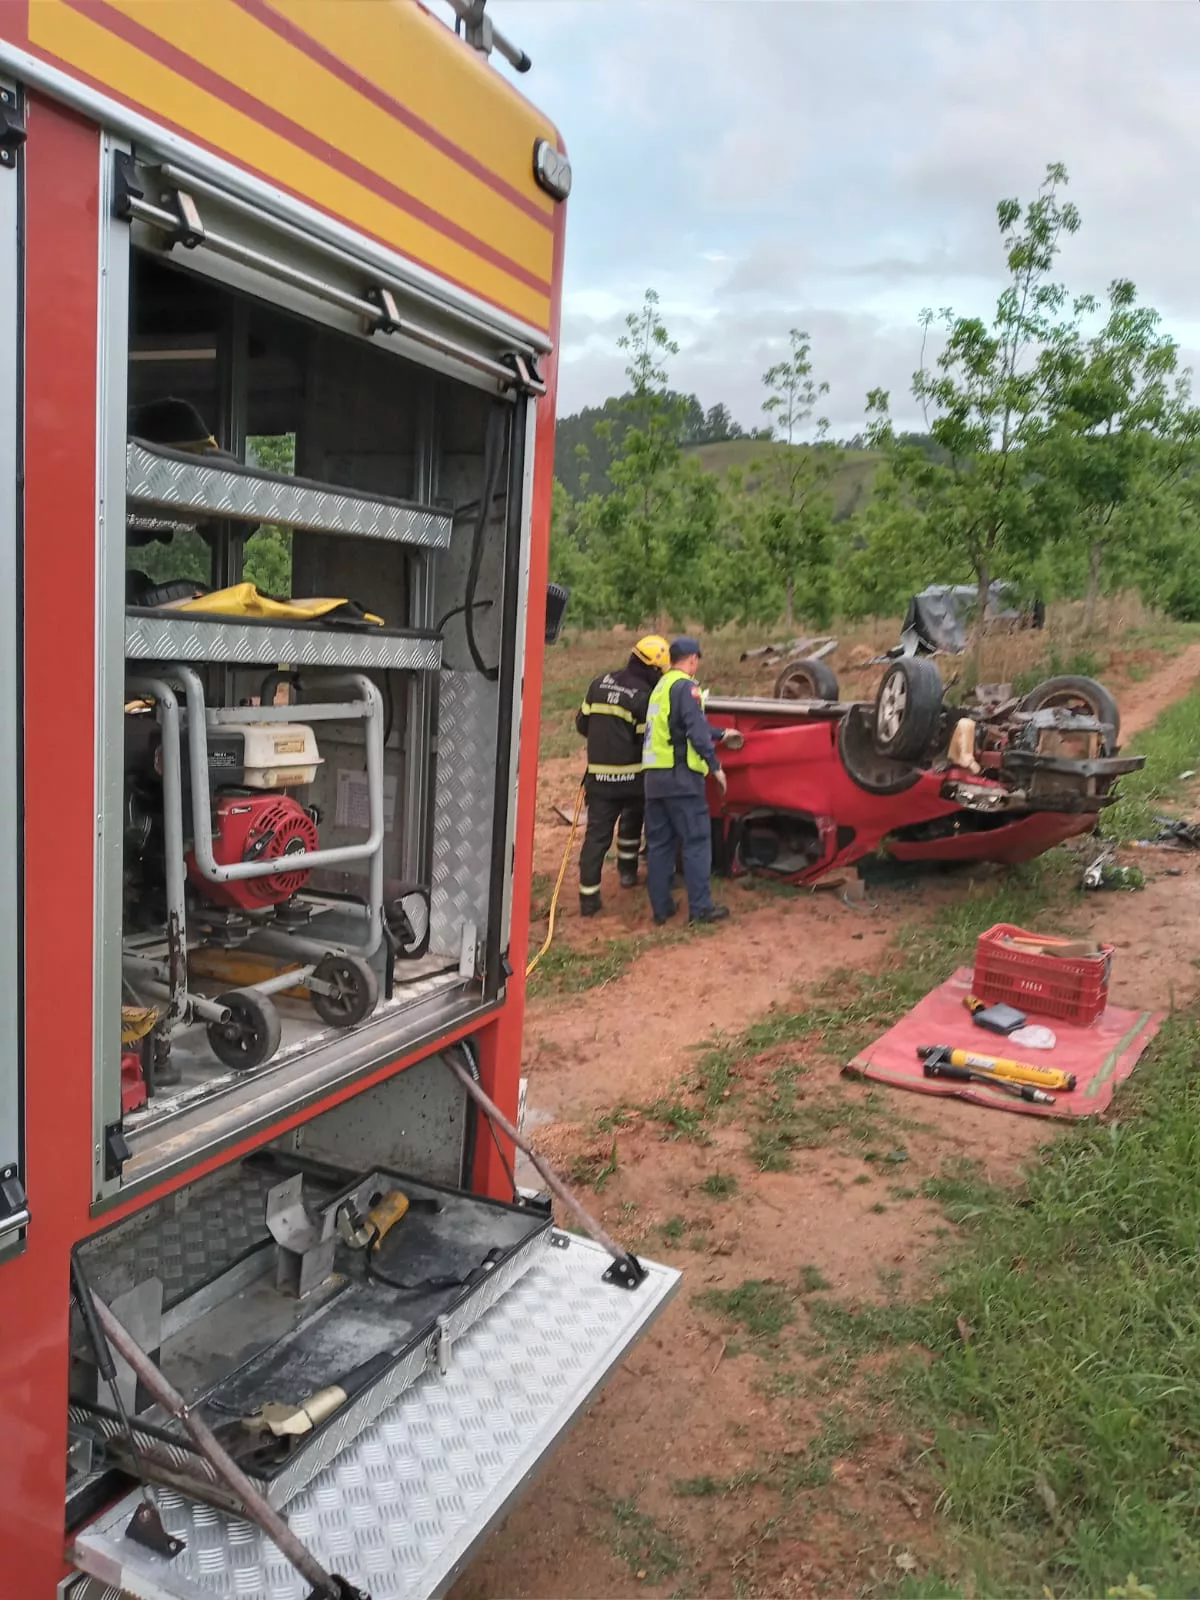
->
<box><xmin>125</xmin><ymin>609</ymin><xmax>443</xmax><ymax>671</ymax></box>
<box><xmin>126</xmin><ymin>438</ymin><xmax>453</xmax><ymax>549</ymax></box>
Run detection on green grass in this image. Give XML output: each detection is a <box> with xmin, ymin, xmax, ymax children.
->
<box><xmin>696</xmin><ymin>1279</ymin><xmax>797</xmax><ymax>1346</ymax></box>
<box><xmin>1103</xmin><ymin>682</ymin><xmax>1200</xmax><ymax>843</ymax></box>
<box><xmin>608</xmin><ymin>1497</ymin><xmax>689</xmax><ymax>1585</ymax></box>
<box><xmin>567</xmin><ymin>1135</ymin><xmax>620</xmax><ymax>1193</ymax></box>
<box><xmin>699</xmin><ymin>1172</ymin><xmax>739</xmax><ymax>1200</ymax></box>
<box><xmin>526</xmin><ymin>935</ymin><xmax>639</xmax><ymax>994</ymax></box>
<box><xmin>807</xmin><ymin>1016</ymin><xmax>1200</xmax><ymax>1598</ymax></box>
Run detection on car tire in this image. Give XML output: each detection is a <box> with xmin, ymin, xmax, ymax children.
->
<box><xmin>838</xmin><ymin>708</ymin><xmax>925</xmax><ymax>796</ymax></box>
<box><xmin>773</xmin><ymin>657</ymin><xmax>840</xmax><ymax>701</ymax></box>
<box><xmin>1019</xmin><ymin>675</ymin><xmax>1119</xmax><ymax>753</ymax></box>
<box><xmin>873</xmin><ymin>656</ymin><xmax>944</xmax><ymax>761</ymax></box>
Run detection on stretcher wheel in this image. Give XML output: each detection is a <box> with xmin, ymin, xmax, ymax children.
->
<box><xmin>207</xmin><ymin>989</ymin><xmax>282</xmax><ymax>1072</ymax></box>
<box><xmin>773</xmin><ymin>657</ymin><xmax>839</xmax><ymax>701</ymax></box>
<box><xmin>311</xmin><ymin>953</ymin><xmax>379</xmax><ymax>1029</ymax></box>
<box><xmin>873</xmin><ymin>656</ymin><xmax>943</xmax><ymax>761</ymax></box>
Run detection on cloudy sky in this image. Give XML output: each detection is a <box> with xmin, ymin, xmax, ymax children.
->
<box><xmin>443</xmin><ymin>1</ymin><xmax>1200</xmax><ymax>438</ymax></box>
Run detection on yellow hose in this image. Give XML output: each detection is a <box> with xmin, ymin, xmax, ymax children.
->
<box><xmin>526</xmin><ymin>781</ymin><xmax>585</xmax><ymax>977</ymax></box>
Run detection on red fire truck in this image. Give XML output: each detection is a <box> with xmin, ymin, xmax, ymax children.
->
<box><xmin>0</xmin><ymin>4</ymin><xmax>677</xmax><ymax>1594</ymax></box>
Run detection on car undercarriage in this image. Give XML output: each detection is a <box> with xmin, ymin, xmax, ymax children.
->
<box><xmin>704</xmin><ymin>658</ymin><xmax>1144</xmax><ymax>886</ymax></box>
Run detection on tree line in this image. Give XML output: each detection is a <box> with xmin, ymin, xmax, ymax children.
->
<box><xmin>551</xmin><ymin>164</ymin><xmax>1200</xmax><ymax>635</ymax></box>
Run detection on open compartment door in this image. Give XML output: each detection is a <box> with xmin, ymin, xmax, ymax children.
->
<box><xmin>70</xmin><ymin>1236</ymin><xmax>679</xmax><ymax>1600</ymax></box>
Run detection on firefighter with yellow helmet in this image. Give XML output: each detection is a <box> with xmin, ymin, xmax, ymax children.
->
<box><xmin>575</xmin><ymin>634</ymin><xmax>671</xmax><ymax>916</ymax></box>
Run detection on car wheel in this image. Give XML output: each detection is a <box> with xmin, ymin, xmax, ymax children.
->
<box><xmin>773</xmin><ymin>657</ymin><xmax>840</xmax><ymax>701</ymax></box>
<box><xmin>873</xmin><ymin>656</ymin><xmax>944</xmax><ymax>761</ymax></box>
<box><xmin>838</xmin><ymin>708</ymin><xmax>925</xmax><ymax>796</ymax></box>
<box><xmin>1019</xmin><ymin>675</ymin><xmax>1119</xmax><ymax>753</ymax></box>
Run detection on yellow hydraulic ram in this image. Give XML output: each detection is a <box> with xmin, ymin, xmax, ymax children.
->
<box><xmin>918</xmin><ymin>1045</ymin><xmax>1076</xmax><ymax>1093</ymax></box>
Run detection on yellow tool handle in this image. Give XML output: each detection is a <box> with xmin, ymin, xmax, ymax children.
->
<box><xmin>947</xmin><ymin>1048</ymin><xmax>1074</xmax><ymax>1092</ymax></box>
<box><xmin>366</xmin><ymin>1189</ymin><xmax>410</xmax><ymax>1248</ymax></box>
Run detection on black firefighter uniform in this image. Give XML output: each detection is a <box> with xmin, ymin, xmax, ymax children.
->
<box><xmin>574</xmin><ymin>636</ymin><xmax>670</xmax><ymax>913</ymax></box>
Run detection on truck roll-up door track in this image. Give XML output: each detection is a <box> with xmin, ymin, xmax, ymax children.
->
<box><xmin>111</xmin><ymin>155</ymin><xmax>546</xmax><ymax>398</ymax></box>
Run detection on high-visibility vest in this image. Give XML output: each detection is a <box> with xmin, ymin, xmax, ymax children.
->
<box><xmin>642</xmin><ymin>669</ymin><xmax>709</xmax><ymax>775</ymax></box>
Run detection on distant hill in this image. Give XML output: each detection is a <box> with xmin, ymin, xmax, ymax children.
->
<box><xmin>553</xmin><ymin>405</ymin><xmax>942</xmax><ymax>519</ymax></box>
<box><xmin>688</xmin><ymin>439</ymin><xmax>881</xmax><ymax>521</ymax></box>
<box><xmin>554</xmin><ymin>391</ymin><xmax>770</xmax><ymax>499</ymax></box>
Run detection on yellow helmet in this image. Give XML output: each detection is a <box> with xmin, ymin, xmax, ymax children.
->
<box><xmin>632</xmin><ymin>634</ymin><xmax>670</xmax><ymax>672</ymax></box>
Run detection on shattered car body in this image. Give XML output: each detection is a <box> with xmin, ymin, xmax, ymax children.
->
<box><xmin>704</xmin><ymin>661</ymin><xmax>1144</xmax><ymax>886</ymax></box>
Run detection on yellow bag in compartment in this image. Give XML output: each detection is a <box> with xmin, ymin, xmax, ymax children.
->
<box><xmin>166</xmin><ymin>582</ymin><xmax>384</xmax><ymax>627</ymax></box>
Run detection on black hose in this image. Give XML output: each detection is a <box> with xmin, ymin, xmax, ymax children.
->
<box><xmin>363</xmin><ymin>1225</ymin><xmax>503</xmax><ymax>1295</ymax></box>
<box><xmin>463</xmin><ymin>408</ymin><xmax>507</xmax><ymax>682</ymax></box>
<box><xmin>434</xmin><ymin>597</ymin><xmax>494</xmax><ymax>637</ymax></box>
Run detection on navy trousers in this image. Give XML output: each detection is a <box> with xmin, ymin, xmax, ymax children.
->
<box><xmin>645</xmin><ymin>792</ymin><xmax>714</xmax><ymax>919</ymax></box>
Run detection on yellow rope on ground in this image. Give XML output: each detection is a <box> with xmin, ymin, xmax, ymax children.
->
<box><xmin>526</xmin><ymin>781</ymin><xmax>585</xmax><ymax>978</ymax></box>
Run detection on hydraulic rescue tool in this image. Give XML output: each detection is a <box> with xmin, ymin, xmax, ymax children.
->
<box><xmin>918</xmin><ymin>1044</ymin><xmax>1075</xmax><ymax>1094</ymax></box>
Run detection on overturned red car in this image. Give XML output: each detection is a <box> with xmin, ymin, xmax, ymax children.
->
<box><xmin>705</xmin><ymin>657</ymin><xmax>1144</xmax><ymax>885</ymax></box>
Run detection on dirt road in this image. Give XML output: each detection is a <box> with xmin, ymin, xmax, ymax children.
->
<box><xmin>452</xmin><ymin>646</ymin><xmax>1200</xmax><ymax>1600</ymax></box>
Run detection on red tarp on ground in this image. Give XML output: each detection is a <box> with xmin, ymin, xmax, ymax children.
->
<box><xmin>846</xmin><ymin>966</ymin><xmax>1163</xmax><ymax>1119</ymax></box>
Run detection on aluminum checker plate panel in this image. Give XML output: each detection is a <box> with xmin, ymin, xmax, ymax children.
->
<box><xmin>71</xmin><ymin>1237</ymin><xmax>680</xmax><ymax>1600</ymax></box>
<box><xmin>125</xmin><ymin>612</ymin><xmax>444</xmax><ymax>672</ymax></box>
<box><xmin>429</xmin><ymin>671</ymin><xmax>497</xmax><ymax>960</ymax></box>
<box><xmin>127</xmin><ymin>441</ymin><xmax>453</xmax><ymax>548</ymax></box>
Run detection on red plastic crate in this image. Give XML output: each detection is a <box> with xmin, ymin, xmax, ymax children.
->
<box><xmin>973</xmin><ymin>923</ymin><xmax>1112</xmax><ymax>1026</ymax></box>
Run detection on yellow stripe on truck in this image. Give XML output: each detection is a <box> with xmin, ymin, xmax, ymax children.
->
<box><xmin>27</xmin><ymin>0</ymin><xmax>554</xmax><ymax>329</ymax></box>
<box><xmin>276</xmin><ymin>0</ymin><xmax>558</xmax><ymax>221</ymax></box>
<box><xmin>105</xmin><ymin>0</ymin><xmax>554</xmax><ymax>281</ymax></box>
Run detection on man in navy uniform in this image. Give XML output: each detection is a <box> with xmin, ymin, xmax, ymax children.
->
<box><xmin>642</xmin><ymin>636</ymin><xmax>739</xmax><ymax>926</ymax></box>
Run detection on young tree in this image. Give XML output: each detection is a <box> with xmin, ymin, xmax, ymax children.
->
<box><xmin>1030</xmin><ymin>280</ymin><xmax>1200</xmax><ymax>628</ymax></box>
<box><xmin>755</xmin><ymin>330</ymin><xmax>837</xmax><ymax>627</ymax></box>
<box><xmin>762</xmin><ymin>328</ymin><xmax>828</xmax><ymax>446</ymax></box>
<box><xmin>585</xmin><ymin>289</ymin><xmax>702</xmax><ymax>623</ymax></box>
<box><xmin>866</xmin><ymin>163</ymin><xmax>1084</xmax><ymax>660</ymax></box>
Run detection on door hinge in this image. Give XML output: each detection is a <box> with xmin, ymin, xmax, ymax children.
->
<box><xmin>503</xmin><ymin>352</ymin><xmax>546</xmax><ymax>398</ymax></box>
<box><xmin>0</xmin><ymin>1165</ymin><xmax>26</xmax><ymax>1220</ymax></box>
<box><xmin>0</xmin><ymin>89</ymin><xmax>26</xmax><ymax>169</ymax></box>
<box><xmin>112</xmin><ymin>149</ymin><xmax>144</xmax><ymax>220</ymax></box>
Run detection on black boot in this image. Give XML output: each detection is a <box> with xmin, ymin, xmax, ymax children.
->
<box><xmin>690</xmin><ymin>905</ymin><xmax>730</xmax><ymax>925</ymax></box>
<box><xmin>618</xmin><ymin>867</ymin><xmax>639</xmax><ymax>889</ymax></box>
<box><xmin>580</xmin><ymin>894</ymin><xmax>602</xmax><ymax>918</ymax></box>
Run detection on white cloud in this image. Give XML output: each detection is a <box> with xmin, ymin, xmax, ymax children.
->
<box><xmin>483</xmin><ymin>0</ymin><xmax>1200</xmax><ymax>433</ymax></box>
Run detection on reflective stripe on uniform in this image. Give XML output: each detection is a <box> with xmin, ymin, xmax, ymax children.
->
<box><xmin>580</xmin><ymin>702</ymin><xmax>637</xmax><ymax>723</ymax></box>
<box><xmin>587</xmin><ymin>763</ymin><xmax>642</xmax><ymax>776</ymax></box>
<box><xmin>579</xmin><ymin>882</ymin><xmax>602</xmax><ymax>896</ymax></box>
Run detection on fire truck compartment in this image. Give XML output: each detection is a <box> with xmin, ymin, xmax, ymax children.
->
<box><xmin>69</xmin><ymin>1233</ymin><xmax>677</xmax><ymax>1600</ymax></box>
<box><xmin>68</xmin><ymin>1151</ymin><xmax>553</xmax><ymax>1514</ymax></box>
<box><xmin>110</xmin><ymin>246</ymin><xmax>525</xmax><ymax>1191</ymax></box>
